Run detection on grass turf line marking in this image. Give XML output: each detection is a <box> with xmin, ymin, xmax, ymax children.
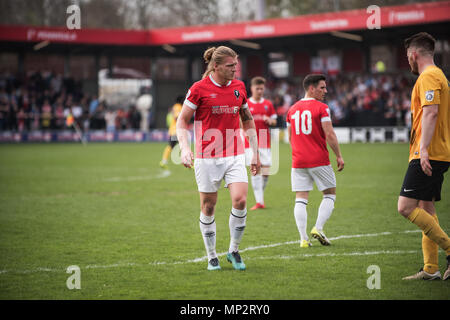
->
<box><xmin>184</xmin><ymin>230</ymin><xmax>422</xmax><ymax>264</ymax></box>
<box><xmin>0</xmin><ymin>229</ymin><xmax>422</xmax><ymax>274</ymax></box>
<box><xmin>250</xmin><ymin>250</ymin><xmax>420</xmax><ymax>261</ymax></box>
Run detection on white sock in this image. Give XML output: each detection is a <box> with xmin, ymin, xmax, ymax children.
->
<box><xmin>199</xmin><ymin>212</ymin><xmax>217</xmax><ymax>260</ymax></box>
<box><xmin>315</xmin><ymin>195</ymin><xmax>336</xmax><ymax>231</ymax></box>
<box><xmin>283</xmin><ymin>128</ymin><xmax>290</xmax><ymax>143</ymax></box>
<box><xmin>294</xmin><ymin>198</ymin><xmax>309</xmax><ymax>241</ymax></box>
<box><xmin>262</xmin><ymin>175</ymin><xmax>269</xmax><ymax>191</ymax></box>
<box><xmin>229</xmin><ymin>207</ymin><xmax>247</xmax><ymax>253</ymax></box>
<box><xmin>251</xmin><ymin>174</ymin><xmax>264</xmax><ymax>205</ymax></box>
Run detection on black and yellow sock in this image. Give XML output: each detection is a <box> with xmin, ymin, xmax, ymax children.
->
<box><xmin>408</xmin><ymin>208</ymin><xmax>450</xmax><ymax>256</ymax></box>
<box><xmin>422</xmin><ymin>214</ymin><xmax>439</xmax><ymax>274</ymax></box>
<box><xmin>161</xmin><ymin>145</ymin><xmax>172</xmax><ymax>163</ymax></box>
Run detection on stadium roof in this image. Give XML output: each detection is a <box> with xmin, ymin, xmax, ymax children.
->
<box><xmin>0</xmin><ymin>1</ymin><xmax>449</xmax><ymax>47</ymax></box>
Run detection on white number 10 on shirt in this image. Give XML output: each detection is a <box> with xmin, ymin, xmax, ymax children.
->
<box><xmin>292</xmin><ymin>110</ymin><xmax>312</xmax><ymax>135</ymax></box>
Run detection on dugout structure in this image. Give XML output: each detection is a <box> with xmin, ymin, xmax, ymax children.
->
<box><xmin>0</xmin><ymin>1</ymin><xmax>449</xmax><ymax>129</ymax></box>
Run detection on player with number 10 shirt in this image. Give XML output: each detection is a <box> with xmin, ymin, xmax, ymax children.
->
<box><xmin>287</xmin><ymin>97</ymin><xmax>332</xmax><ymax>169</ymax></box>
<box><xmin>286</xmin><ymin>74</ymin><xmax>344</xmax><ymax>249</ymax></box>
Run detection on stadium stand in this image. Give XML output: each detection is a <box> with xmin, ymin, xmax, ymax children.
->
<box><xmin>0</xmin><ymin>1</ymin><xmax>448</xmax><ymax>142</ymax></box>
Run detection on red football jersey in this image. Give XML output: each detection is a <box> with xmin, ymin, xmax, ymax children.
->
<box><xmin>286</xmin><ymin>98</ymin><xmax>332</xmax><ymax>168</ymax></box>
<box><xmin>244</xmin><ymin>98</ymin><xmax>276</xmax><ymax>149</ymax></box>
<box><xmin>184</xmin><ymin>75</ymin><xmax>248</xmax><ymax>158</ymax></box>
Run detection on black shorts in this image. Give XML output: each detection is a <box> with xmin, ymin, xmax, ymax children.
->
<box><xmin>400</xmin><ymin>159</ymin><xmax>449</xmax><ymax>202</ymax></box>
<box><xmin>169</xmin><ymin>136</ymin><xmax>178</xmax><ymax>149</ymax></box>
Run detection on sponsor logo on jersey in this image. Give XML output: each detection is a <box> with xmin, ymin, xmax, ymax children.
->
<box><xmin>212</xmin><ymin>105</ymin><xmax>240</xmax><ymax>114</ymax></box>
<box><xmin>253</xmin><ymin>114</ymin><xmax>266</xmax><ymax>121</ymax></box>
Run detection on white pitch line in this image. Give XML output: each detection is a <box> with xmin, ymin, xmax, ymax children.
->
<box><xmin>249</xmin><ymin>250</ymin><xmax>420</xmax><ymax>261</ymax></box>
<box><xmin>182</xmin><ymin>230</ymin><xmax>422</xmax><ymax>264</ymax></box>
<box><xmin>0</xmin><ymin>229</ymin><xmax>422</xmax><ymax>274</ymax></box>
<box><xmin>104</xmin><ymin>170</ymin><xmax>171</xmax><ymax>182</ymax></box>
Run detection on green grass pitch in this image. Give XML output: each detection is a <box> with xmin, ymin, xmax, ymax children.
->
<box><xmin>0</xmin><ymin>142</ymin><xmax>449</xmax><ymax>300</ymax></box>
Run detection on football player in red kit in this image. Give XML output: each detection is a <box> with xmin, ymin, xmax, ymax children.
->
<box><xmin>286</xmin><ymin>74</ymin><xmax>344</xmax><ymax>248</ymax></box>
<box><xmin>244</xmin><ymin>77</ymin><xmax>277</xmax><ymax>210</ymax></box>
<box><xmin>177</xmin><ymin>46</ymin><xmax>261</xmax><ymax>271</ymax></box>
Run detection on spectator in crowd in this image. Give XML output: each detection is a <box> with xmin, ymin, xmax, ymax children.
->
<box><xmin>115</xmin><ymin>108</ymin><xmax>128</xmax><ymax>130</ymax></box>
<box><xmin>89</xmin><ymin>95</ymin><xmax>99</xmax><ymax>115</ymax></box>
<box><xmin>104</xmin><ymin>109</ymin><xmax>116</xmax><ymax>133</ymax></box>
<box><xmin>30</xmin><ymin>97</ymin><xmax>40</xmax><ymax>131</ymax></box>
<box><xmin>128</xmin><ymin>105</ymin><xmax>141</xmax><ymax>130</ymax></box>
<box><xmin>80</xmin><ymin>96</ymin><xmax>90</xmax><ymax>132</ymax></box>
<box><xmin>53</xmin><ymin>99</ymin><xmax>65</xmax><ymax>130</ymax></box>
<box><xmin>0</xmin><ymin>87</ymin><xmax>9</xmax><ymax>130</ymax></box>
<box><xmin>17</xmin><ymin>107</ymin><xmax>26</xmax><ymax>132</ymax></box>
<box><xmin>91</xmin><ymin>101</ymin><xmax>106</xmax><ymax>130</ymax></box>
<box><xmin>41</xmin><ymin>99</ymin><xmax>52</xmax><ymax>131</ymax></box>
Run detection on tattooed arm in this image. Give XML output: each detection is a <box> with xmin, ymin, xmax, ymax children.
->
<box><xmin>240</xmin><ymin>106</ymin><xmax>261</xmax><ymax>175</ymax></box>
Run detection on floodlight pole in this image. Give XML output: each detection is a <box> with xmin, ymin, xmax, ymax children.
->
<box><xmin>255</xmin><ymin>0</ymin><xmax>266</xmax><ymax>21</ymax></box>
<box><xmin>333</xmin><ymin>0</ymin><xmax>340</xmax><ymax>11</ymax></box>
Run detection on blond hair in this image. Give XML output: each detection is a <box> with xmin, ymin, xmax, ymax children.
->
<box><xmin>202</xmin><ymin>46</ymin><xmax>238</xmax><ymax>79</ymax></box>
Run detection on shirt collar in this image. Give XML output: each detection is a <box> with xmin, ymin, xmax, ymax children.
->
<box><xmin>209</xmin><ymin>74</ymin><xmax>231</xmax><ymax>87</ymax></box>
<box><xmin>249</xmin><ymin>97</ymin><xmax>264</xmax><ymax>104</ymax></box>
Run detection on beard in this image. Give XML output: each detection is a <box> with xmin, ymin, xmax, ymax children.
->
<box><xmin>410</xmin><ymin>61</ymin><xmax>419</xmax><ymax>75</ymax></box>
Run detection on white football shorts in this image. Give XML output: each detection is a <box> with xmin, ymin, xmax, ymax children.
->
<box><xmin>291</xmin><ymin>165</ymin><xmax>336</xmax><ymax>192</ymax></box>
<box><xmin>245</xmin><ymin>148</ymin><xmax>272</xmax><ymax>167</ymax></box>
<box><xmin>194</xmin><ymin>154</ymin><xmax>248</xmax><ymax>193</ymax></box>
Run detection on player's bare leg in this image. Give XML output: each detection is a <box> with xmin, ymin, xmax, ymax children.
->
<box><xmin>311</xmin><ymin>187</ymin><xmax>335</xmax><ymax>246</ymax></box>
<box><xmin>227</xmin><ymin>182</ymin><xmax>248</xmax><ymax>270</ymax></box>
<box><xmin>199</xmin><ymin>192</ymin><xmax>220</xmax><ymax>270</ymax></box>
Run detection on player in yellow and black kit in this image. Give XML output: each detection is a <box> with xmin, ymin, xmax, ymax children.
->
<box><xmin>160</xmin><ymin>96</ymin><xmax>184</xmax><ymax>169</ymax></box>
<box><xmin>397</xmin><ymin>32</ymin><xmax>450</xmax><ymax>281</ymax></box>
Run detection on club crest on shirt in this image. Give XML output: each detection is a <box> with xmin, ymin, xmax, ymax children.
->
<box><xmin>425</xmin><ymin>90</ymin><xmax>434</xmax><ymax>102</ymax></box>
<box><xmin>234</xmin><ymin>90</ymin><xmax>240</xmax><ymax>100</ymax></box>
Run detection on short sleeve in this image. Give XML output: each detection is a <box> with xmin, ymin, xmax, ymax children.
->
<box><xmin>286</xmin><ymin>108</ymin><xmax>291</xmax><ymax>126</ymax></box>
<box><xmin>241</xmin><ymin>83</ymin><xmax>248</xmax><ymax>109</ymax></box>
<box><xmin>320</xmin><ymin>104</ymin><xmax>332</xmax><ymax>122</ymax></box>
<box><xmin>419</xmin><ymin>73</ymin><xmax>441</xmax><ymax>107</ymax></box>
<box><xmin>267</xmin><ymin>101</ymin><xmax>277</xmax><ymax>119</ymax></box>
<box><xmin>184</xmin><ymin>84</ymin><xmax>200</xmax><ymax>110</ymax></box>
